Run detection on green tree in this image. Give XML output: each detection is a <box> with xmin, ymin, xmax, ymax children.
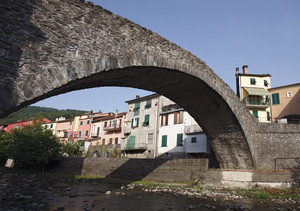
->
<box><xmin>62</xmin><ymin>141</ymin><xmax>83</xmax><ymax>157</ymax></box>
<box><xmin>9</xmin><ymin>121</ymin><xmax>62</xmax><ymax>172</ymax></box>
<box><xmin>0</xmin><ymin>131</ymin><xmax>13</xmax><ymax>162</ymax></box>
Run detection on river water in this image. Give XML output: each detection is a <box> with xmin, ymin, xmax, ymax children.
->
<box><xmin>0</xmin><ymin>172</ymin><xmax>299</xmax><ymax>211</ymax></box>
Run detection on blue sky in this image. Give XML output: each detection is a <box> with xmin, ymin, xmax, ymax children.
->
<box><xmin>33</xmin><ymin>0</ymin><xmax>300</xmax><ymax>112</ymax></box>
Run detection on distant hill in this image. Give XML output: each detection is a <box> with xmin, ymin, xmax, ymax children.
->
<box><xmin>0</xmin><ymin>106</ymin><xmax>87</xmax><ymax>125</ymax></box>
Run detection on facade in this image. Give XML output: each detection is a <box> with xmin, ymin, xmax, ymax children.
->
<box><xmin>54</xmin><ymin>118</ymin><xmax>74</xmax><ymax>144</ymax></box>
<box><xmin>158</xmin><ymin>97</ymin><xmax>209</xmax><ymax>158</ymax></box>
<box><xmin>122</xmin><ymin>94</ymin><xmax>209</xmax><ymax>158</ymax></box>
<box><xmin>43</xmin><ymin>121</ymin><xmax>56</xmax><ymax>135</ymax></box>
<box><xmin>235</xmin><ymin>65</ymin><xmax>272</xmax><ymax>122</ymax></box>
<box><xmin>122</xmin><ymin>94</ymin><xmax>160</xmax><ymax>158</ymax></box>
<box><xmin>77</xmin><ymin>116</ymin><xmax>92</xmax><ymax>141</ymax></box>
<box><xmin>268</xmin><ymin>83</ymin><xmax>300</xmax><ymax>124</ymax></box>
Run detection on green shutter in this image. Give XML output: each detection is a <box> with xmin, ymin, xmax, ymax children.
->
<box><xmin>85</xmin><ymin>130</ymin><xmax>88</xmax><ymax>136</ymax></box>
<box><xmin>97</xmin><ymin>127</ymin><xmax>100</xmax><ymax>136</ymax></box>
<box><xmin>80</xmin><ymin>121</ymin><xmax>83</xmax><ymax>125</ymax></box>
<box><xmin>272</xmin><ymin>93</ymin><xmax>280</xmax><ymax>105</ymax></box>
<box><xmin>136</xmin><ymin>118</ymin><xmax>139</xmax><ymax>128</ymax></box>
<box><xmin>79</xmin><ymin>131</ymin><xmax>81</xmax><ymax>137</ymax></box>
<box><xmin>177</xmin><ymin>133</ymin><xmax>183</xmax><ymax>146</ymax></box>
<box><xmin>144</xmin><ymin>114</ymin><xmax>150</xmax><ymax>126</ymax></box>
<box><xmin>267</xmin><ymin>111</ymin><xmax>271</xmax><ymax>121</ymax></box>
<box><xmin>127</xmin><ymin>136</ymin><xmax>135</xmax><ymax>149</ymax></box>
<box><xmin>145</xmin><ymin>100</ymin><xmax>152</xmax><ymax>108</ymax></box>
<box><xmin>134</xmin><ymin>102</ymin><xmax>140</xmax><ymax>116</ymax></box>
<box><xmin>252</xmin><ymin>110</ymin><xmax>259</xmax><ymax>119</ymax></box>
<box><xmin>87</xmin><ymin>120</ymin><xmax>90</xmax><ymax>124</ymax></box>
<box><xmin>250</xmin><ymin>78</ymin><xmax>256</xmax><ymax>85</ymax></box>
<box><xmin>162</xmin><ymin>135</ymin><xmax>167</xmax><ymax>147</ymax></box>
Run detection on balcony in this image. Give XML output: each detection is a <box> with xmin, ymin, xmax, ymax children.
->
<box><xmin>91</xmin><ymin>132</ymin><xmax>100</xmax><ymax>137</ymax></box>
<box><xmin>103</xmin><ymin>125</ymin><xmax>122</xmax><ymax>132</ymax></box>
<box><xmin>243</xmin><ymin>96</ymin><xmax>271</xmax><ymax>108</ymax></box>
<box><xmin>123</xmin><ymin>142</ymin><xmax>147</xmax><ymax>151</ymax></box>
<box><xmin>184</xmin><ymin>124</ymin><xmax>203</xmax><ymax>134</ymax></box>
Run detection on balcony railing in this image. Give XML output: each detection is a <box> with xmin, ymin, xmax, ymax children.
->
<box><xmin>91</xmin><ymin>132</ymin><xmax>100</xmax><ymax>137</ymax></box>
<box><xmin>103</xmin><ymin>125</ymin><xmax>122</xmax><ymax>132</ymax></box>
<box><xmin>243</xmin><ymin>97</ymin><xmax>271</xmax><ymax>107</ymax></box>
<box><xmin>123</xmin><ymin>142</ymin><xmax>147</xmax><ymax>151</ymax></box>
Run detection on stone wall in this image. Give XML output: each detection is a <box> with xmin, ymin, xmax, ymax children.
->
<box><xmin>250</xmin><ymin>123</ymin><xmax>300</xmax><ymax>170</ymax></box>
<box><xmin>48</xmin><ymin>157</ymin><xmax>208</xmax><ymax>183</ymax></box>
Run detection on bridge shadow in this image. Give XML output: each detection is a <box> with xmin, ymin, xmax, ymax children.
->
<box><xmin>0</xmin><ymin>0</ymin><xmax>46</xmax><ymax>117</ymax></box>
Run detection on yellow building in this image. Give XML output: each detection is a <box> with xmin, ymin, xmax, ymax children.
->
<box><xmin>268</xmin><ymin>83</ymin><xmax>300</xmax><ymax>124</ymax></box>
<box><xmin>235</xmin><ymin>65</ymin><xmax>272</xmax><ymax>122</ymax></box>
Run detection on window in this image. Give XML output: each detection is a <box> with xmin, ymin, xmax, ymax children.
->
<box><xmin>80</xmin><ymin>121</ymin><xmax>83</xmax><ymax>126</ymax></box>
<box><xmin>109</xmin><ymin>138</ymin><xmax>113</xmax><ymax>145</ymax></box>
<box><xmin>96</xmin><ymin>127</ymin><xmax>100</xmax><ymax>136</ymax></box>
<box><xmin>287</xmin><ymin>91</ymin><xmax>292</xmax><ymax>98</ymax></box>
<box><xmin>143</xmin><ymin>114</ymin><xmax>150</xmax><ymax>126</ymax></box>
<box><xmin>148</xmin><ymin>133</ymin><xmax>154</xmax><ymax>144</ymax></box>
<box><xmin>115</xmin><ymin>137</ymin><xmax>118</xmax><ymax>144</ymax></box>
<box><xmin>87</xmin><ymin>120</ymin><xmax>90</xmax><ymax>124</ymax></box>
<box><xmin>102</xmin><ymin>139</ymin><xmax>105</xmax><ymax>145</ymax></box>
<box><xmin>161</xmin><ymin>114</ymin><xmax>169</xmax><ymax>126</ymax></box>
<box><xmin>79</xmin><ymin>131</ymin><xmax>82</xmax><ymax>137</ymax></box>
<box><xmin>174</xmin><ymin>111</ymin><xmax>184</xmax><ymax>124</ymax></box>
<box><xmin>272</xmin><ymin>93</ymin><xmax>280</xmax><ymax>105</ymax></box>
<box><xmin>264</xmin><ymin>80</ymin><xmax>269</xmax><ymax>87</ymax></box>
<box><xmin>267</xmin><ymin>111</ymin><xmax>271</xmax><ymax>121</ymax></box>
<box><xmin>145</xmin><ymin>100</ymin><xmax>152</xmax><ymax>109</ymax></box>
<box><xmin>250</xmin><ymin>78</ymin><xmax>256</xmax><ymax>85</ymax></box>
<box><xmin>134</xmin><ymin>102</ymin><xmax>140</xmax><ymax>116</ymax></box>
<box><xmin>104</xmin><ymin>122</ymin><xmax>107</xmax><ymax>127</ymax></box>
<box><xmin>191</xmin><ymin>137</ymin><xmax>197</xmax><ymax>143</ymax></box>
<box><xmin>85</xmin><ymin>130</ymin><xmax>88</xmax><ymax>136</ymax></box>
<box><xmin>177</xmin><ymin>133</ymin><xmax>183</xmax><ymax>146</ymax></box>
<box><xmin>161</xmin><ymin>135</ymin><xmax>167</xmax><ymax>147</ymax></box>
<box><xmin>252</xmin><ymin>110</ymin><xmax>259</xmax><ymax>119</ymax></box>
<box><xmin>131</xmin><ymin>118</ymin><xmax>139</xmax><ymax>128</ymax></box>
<box><xmin>50</xmin><ymin>124</ymin><xmax>53</xmax><ymax>128</ymax></box>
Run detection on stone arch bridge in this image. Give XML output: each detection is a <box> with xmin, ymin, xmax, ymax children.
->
<box><xmin>1</xmin><ymin>0</ymin><xmax>299</xmax><ymax>170</ymax></box>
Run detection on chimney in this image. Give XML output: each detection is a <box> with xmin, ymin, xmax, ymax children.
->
<box><xmin>235</xmin><ymin>67</ymin><xmax>239</xmax><ymax>76</ymax></box>
<box><xmin>242</xmin><ymin>65</ymin><xmax>248</xmax><ymax>74</ymax></box>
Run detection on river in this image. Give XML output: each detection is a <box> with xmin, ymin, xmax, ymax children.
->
<box><xmin>0</xmin><ymin>172</ymin><xmax>299</xmax><ymax>210</ymax></box>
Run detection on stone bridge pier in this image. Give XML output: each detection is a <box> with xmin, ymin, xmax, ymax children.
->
<box><xmin>1</xmin><ymin>0</ymin><xmax>300</xmax><ymax>170</ymax></box>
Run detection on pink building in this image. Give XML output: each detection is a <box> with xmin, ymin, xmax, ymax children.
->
<box><xmin>55</xmin><ymin>118</ymin><xmax>74</xmax><ymax>144</ymax></box>
<box><xmin>77</xmin><ymin>117</ymin><xmax>92</xmax><ymax>141</ymax></box>
<box><xmin>90</xmin><ymin>112</ymin><xmax>127</xmax><ymax>146</ymax></box>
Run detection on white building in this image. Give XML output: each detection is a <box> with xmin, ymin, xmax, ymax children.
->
<box><xmin>235</xmin><ymin>65</ymin><xmax>272</xmax><ymax>122</ymax></box>
<box><xmin>123</xmin><ymin>94</ymin><xmax>209</xmax><ymax>158</ymax></box>
<box><xmin>158</xmin><ymin>96</ymin><xmax>209</xmax><ymax>158</ymax></box>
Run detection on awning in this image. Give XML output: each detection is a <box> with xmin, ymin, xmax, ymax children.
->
<box><xmin>243</xmin><ymin>87</ymin><xmax>270</xmax><ymax>96</ymax></box>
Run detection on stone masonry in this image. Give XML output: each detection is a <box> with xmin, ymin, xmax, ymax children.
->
<box><xmin>0</xmin><ymin>0</ymin><xmax>300</xmax><ymax>170</ymax></box>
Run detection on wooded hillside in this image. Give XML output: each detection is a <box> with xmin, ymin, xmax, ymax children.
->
<box><xmin>0</xmin><ymin>106</ymin><xmax>87</xmax><ymax>124</ymax></box>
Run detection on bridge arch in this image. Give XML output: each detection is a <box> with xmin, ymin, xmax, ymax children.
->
<box><xmin>0</xmin><ymin>0</ymin><xmax>262</xmax><ymax>169</ymax></box>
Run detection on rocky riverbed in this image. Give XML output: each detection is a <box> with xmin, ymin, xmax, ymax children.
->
<box><xmin>0</xmin><ymin>172</ymin><xmax>299</xmax><ymax>210</ymax></box>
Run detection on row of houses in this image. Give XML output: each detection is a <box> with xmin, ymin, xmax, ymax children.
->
<box><xmin>0</xmin><ymin>95</ymin><xmax>210</xmax><ymax>159</ymax></box>
<box><xmin>1</xmin><ymin>66</ymin><xmax>298</xmax><ymax>159</ymax></box>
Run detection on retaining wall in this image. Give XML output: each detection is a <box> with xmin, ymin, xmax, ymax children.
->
<box><xmin>48</xmin><ymin>157</ymin><xmax>209</xmax><ymax>183</ymax></box>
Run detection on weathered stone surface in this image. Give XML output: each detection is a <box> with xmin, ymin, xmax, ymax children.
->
<box><xmin>48</xmin><ymin>157</ymin><xmax>208</xmax><ymax>183</ymax></box>
<box><xmin>0</xmin><ymin>0</ymin><xmax>300</xmax><ymax>170</ymax></box>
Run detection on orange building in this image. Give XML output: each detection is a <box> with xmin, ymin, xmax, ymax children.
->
<box><xmin>268</xmin><ymin>83</ymin><xmax>300</xmax><ymax>124</ymax></box>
